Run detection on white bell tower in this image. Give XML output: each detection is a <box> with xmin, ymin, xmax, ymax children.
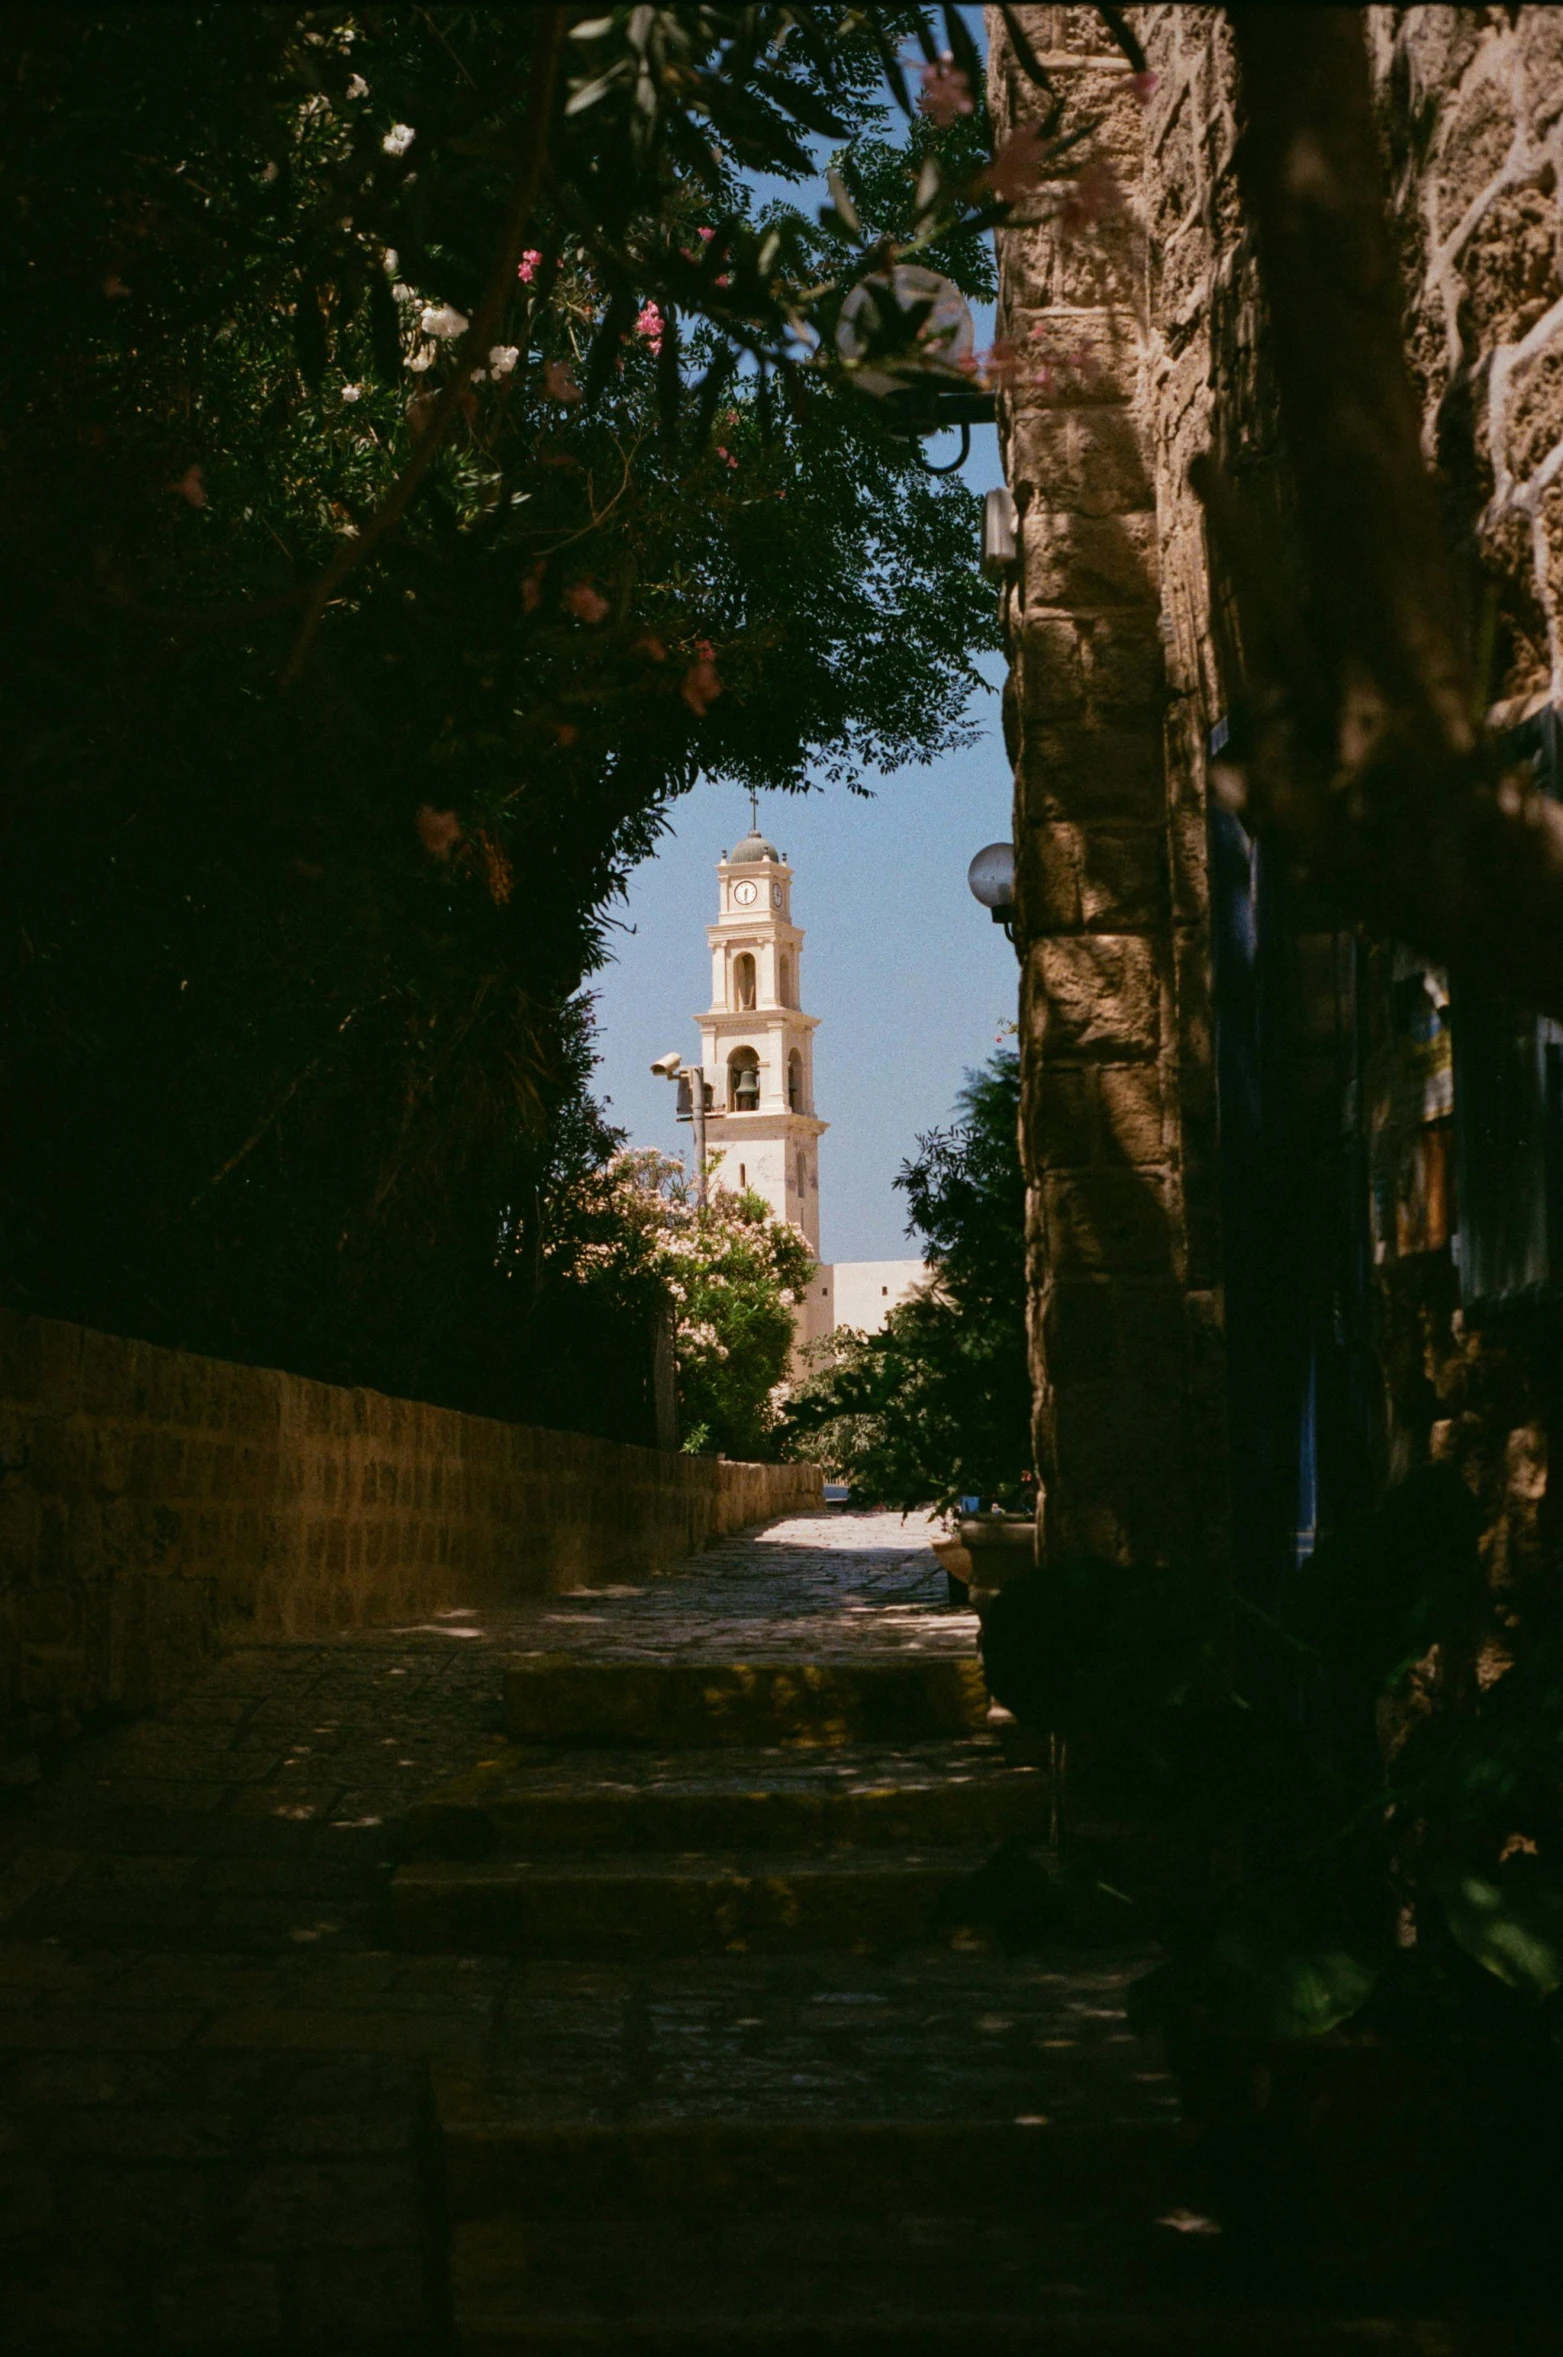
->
<box><xmin>697</xmin><ymin>812</ymin><xmax>826</xmax><ymax>1251</ymax></box>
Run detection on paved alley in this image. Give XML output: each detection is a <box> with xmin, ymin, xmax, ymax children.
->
<box><xmin>0</xmin><ymin>1509</ymin><xmax>1506</xmax><ymax>2353</ymax></box>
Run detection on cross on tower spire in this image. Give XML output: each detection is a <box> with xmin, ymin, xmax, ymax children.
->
<box><xmin>748</xmin><ymin>789</ymin><xmax>759</xmax><ymax>833</ymax></box>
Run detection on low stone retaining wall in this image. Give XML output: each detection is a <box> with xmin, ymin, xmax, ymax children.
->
<box><xmin>0</xmin><ymin>1308</ymin><xmax>820</xmax><ymax>1746</ymax></box>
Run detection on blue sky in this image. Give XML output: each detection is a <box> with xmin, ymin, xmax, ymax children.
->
<box><xmin>588</xmin><ymin>17</ymin><xmax>1012</xmax><ymax>1264</ymax></box>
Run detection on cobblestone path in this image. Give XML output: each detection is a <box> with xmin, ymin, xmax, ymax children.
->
<box><xmin>0</xmin><ymin>1511</ymin><xmax>1504</xmax><ymax>2352</ymax></box>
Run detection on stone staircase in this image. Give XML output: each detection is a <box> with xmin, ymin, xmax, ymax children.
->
<box><xmin>392</xmin><ymin>1636</ymin><xmax>1519</xmax><ymax>2353</ymax></box>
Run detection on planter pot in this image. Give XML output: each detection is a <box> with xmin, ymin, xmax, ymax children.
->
<box><xmin>930</xmin><ymin>1537</ymin><xmax>972</xmax><ymax>1606</ymax></box>
<box><xmin>956</xmin><ymin>1512</ymin><xmax>1036</xmax><ymax>1608</ymax></box>
<box><xmin>1167</xmin><ymin>2018</ymin><xmax>1563</xmax><ymax>2300</ymax></box>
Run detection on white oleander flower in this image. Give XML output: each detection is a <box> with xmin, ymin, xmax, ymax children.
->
<box><xmin>382</xmin><ymin>123</ymin><xmax>416</xmax><ymax>156</ymax></box>
<box><xmin>420</xmin><ymin>303</ymin><xmax>468</xmax><ymax>340</ymax></box>
<box><xmin>488</xmin><ymin>345</ymin><xmax>520</xmax><ymax>377</ymax></box>
<box><xmin>382</xmin><ymin>248</ymin><xmax>399</xmax><ymax>276</ymax></box>
<box><xmin>341</xmin><ymin>382</ymin><xmax>363</xmax><ymax>402</ymax></box>
<box><xmin>346</xmin><ymin>73</ymin><xmax>368</xmax><ymax>99</ymax></box>
<box><xmin>406</xmin><ymin>344</ymin><xmax>435</xmax><ymax>373</ymax></box>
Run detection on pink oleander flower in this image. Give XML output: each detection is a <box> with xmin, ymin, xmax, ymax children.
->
<box><xmin>563</xmin><ymin>581</ymin><xmax>609</xmax><ymax>625</ymax></box>
<box><xmin>518</xmin><ymin>249</ymin><xmax>542</xmax><ymax>283</ymax></box>
<box><xmin>973</xmin><ymin>339</ymin><xmax>1027</xmax><ymax>390</ymax></box>
<box><xmin>987</xmin><ymin>124</ymin><xmax>1049</xmax><ymax>203</ymax></box>
<box><xmin>682</xmin><ymin>653</ymin><xmax>722</xmax><ymax>717</ymax></box>
<box><xmin>635</xmin><ymin>302</ymin><xmax>665</xmax><ymax>356</ymax></box>
<box><xmin>1058</xmin><ymin>158</ymin><xmax>1124</xmax><ymax>238</ymax></box>
<box><xmin>698</xmin><ymin>226</ymin><xmax>715</xmax><ymax>242</ymax></box>
<box><xmin>919</xmin><ymin>54</ymin><xmax>973</xmax><ymax>127</ymax></box>
<box><xmin>167</xmin><ymin>463</ymin><xmax>207</xmax><ymax>508</ymax></box>
<box><xmin>543</xmin><ymin>359</ymin><xmax>581</xmax><ymax>403</ymax></box>
<box><xmin>634</xmin><ymin>634</ymin><xmax>668</xmax><ymax>662</ymax></box>
<box><xmin>521</xmin><ymin>561</ymin><xmax>547</xmax><ymax>613</ymax></box>
<box><xmin>416</xmin><ymin>805</ymin><xmax>460</xmax><ymax>858</ymax></box>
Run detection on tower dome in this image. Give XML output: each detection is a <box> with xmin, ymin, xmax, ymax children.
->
<box><xmin>728</xmin><ymin>828</ymin><xmax>779</xmax><ymax>865</ymax></box>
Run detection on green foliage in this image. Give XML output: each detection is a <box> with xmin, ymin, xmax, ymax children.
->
<box><xmin>980</xmin><ymin>1467</ymin><xmax>1563</xmax><ymax>2055</ymax></box>
<box><xmin>780</xmin><ymin>1048</ymin><xmax>1029</xmax><ymax>1508</ymax></box>
<box><xmin>0</xmin><ymin>6</ymin><xmax>1041</xmax><ymax>1411</ymax></box>
<box><xmin>980</xmin><ymin>1461</ymin><xmax>1563</xmax><ymax>2055</ymax></box>
<box><xmin>542</xmin><ymin>1148</ymin><xmax>813</xmax><ymax>1457</ymax></box>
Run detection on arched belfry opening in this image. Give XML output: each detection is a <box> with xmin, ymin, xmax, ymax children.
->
<box><xmin>779</xmin><ymin>951</ymin><xmax>794</xmax><ymax>1007</ymax></box>
<box><xmin>732</xmin><ymin>952</ymin><xmax>757</xmax><ymax>1012</ymax></box>
<box><xmin>727</xmin><ymin>1046</ymin><xmax>761</xmax><ymax>1112</ymax></box>
<box><xmin>788</xmin><ymin>1048</ymin><xmax>804</xmax><ymax>1113</ymax></box>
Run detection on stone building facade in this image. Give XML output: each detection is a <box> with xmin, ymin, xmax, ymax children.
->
<box><xmin>990</xmin><ymin>4</ymin><xmax>1563</xmax><ymax>1594</ymax></box>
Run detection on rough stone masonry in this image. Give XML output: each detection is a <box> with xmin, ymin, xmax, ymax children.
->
<box><xmin>990</xmin><ymin>3</ymin><xmax>1563</xmax><ymax>1580</ymax></box>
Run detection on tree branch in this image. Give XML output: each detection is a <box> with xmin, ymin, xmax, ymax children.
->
<box><xmin>1216</xmin><ymin>5</ymin><xmax>1563</xmax><ymax>1018</ymax></box>
<box><xmin>280</xmin><ymin>5</ymin><xmax>567</xmax><ymax>687</ymax></box>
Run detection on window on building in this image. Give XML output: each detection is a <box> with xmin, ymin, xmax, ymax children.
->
<box><xmin>728</xmin><ymin>1047</ymin><xmax>761</xmax><ymax>1112</ymax></box>
<box><xmin>787</xmin><ymin>1047</ymin><xmax>803</xmax><ymax>1112</ymax></box>
<box><xmin>779</xmin><ymin>952</ymin><xmax>794</xmax><ymax>1006</ymax></box>
<box><xmin>733</xmin><ymin>952</ymin><xmax>756</xmax><ymax>1011</ymax></box>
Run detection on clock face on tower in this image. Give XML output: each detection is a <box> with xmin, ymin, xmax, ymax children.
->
<box><xmin>771</xmin><ymin>883</ymin><xmax>783</xmax><ymax>906</ymax></box>
<box><xmin>732</xmin><ymin>880</ymin><xmax>758</xmax><ymax>907</ymax></box>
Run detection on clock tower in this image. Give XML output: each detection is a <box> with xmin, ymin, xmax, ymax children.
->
<box><xmin>697</xmin><ymin>822</ymin><xmax>825</xmax><ymax>1251</ymax></box>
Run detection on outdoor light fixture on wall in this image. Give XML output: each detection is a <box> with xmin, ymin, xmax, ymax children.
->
<box><xmin>981</xmin><ymin>486</ymin><xmax>1018</xmax><ymax>579</ymax></box>
<box><xmin>652</xmin><ymin>1052</ymin><xmax>712</xmax><ymax>1206</ymax></box>
<box><xmin>836</xmin><ymin>264</ymin><xmax>995</xmax><ymax>474</ymax></box>
<box><xmin>967</xmin><ymin>841</ymin><xmax>1017</xmax><ymax>947</ymax></box>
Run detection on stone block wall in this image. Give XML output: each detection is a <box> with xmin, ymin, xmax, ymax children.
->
<box><xmin>0</xmin><ymin>1307</ymin><xmax>821</xmax><ymax>1748</ymax></box>
<box><xmin>988</xmin><ymin>4</ymin><xmax>1230</xmax><ymax>1568</ymax></box>
<box><xmin>992</xmin><ymin>2</ymin><xmax>1563</xmax><ymax>1587</ymax></box>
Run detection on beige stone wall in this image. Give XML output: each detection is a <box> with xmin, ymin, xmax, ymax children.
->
<box><xmin>0</xmin><ymin>1307</ymin><xmax>821</xmax><ymax>1748</ymax></box>
<box><xmin>1368</xmin><ymin>5</ymin><xmax>1563</xmax><ymax>710</ymax></box>
<box><xmin>992</xmin><ymin>2</ymin><xmax>1563</xmax><ymax>1582</ymax></box>
<box><xmin>989</xmin><ymin>4</ymin><xmax>1229</xmax><ymax>1567</ymax></box>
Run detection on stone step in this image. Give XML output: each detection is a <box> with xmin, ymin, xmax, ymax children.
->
<box><xmin>403</xmin><ymin>1737</ymin><xmax>1050</xmax><ymax>1860</ymax></box>
<box><xmin>427</xmin><ymin>1949</ymin><xmax>1175</xmax><ymax>2172</ymax></box>
<box><xmin>441</xmin><ymin>2112</ymin><xmax>1183</xmax><ymax>2225</ymax></box>
<box><xmin>448</xmin><ymin>2211</ymin><xmax>1490</xmax><ymax>2355</ymax></box>
<box><xmin>393</xmin><ymin>1847</ymin><xmax>1005</xmax><ymax>1956</ymax></box>
<box><xmin>502</xmin><ymin>1656</ymin><xmax>989</xmax><ymax>1749</ymax></box>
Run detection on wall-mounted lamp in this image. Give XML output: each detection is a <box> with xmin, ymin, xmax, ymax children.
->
<box><xmin>836</xmin><ymin>264</ymin><xmax>995</xmax><ymax>474</ymax></box>
<box><xmin>981</xmin><ymin>486</ymin><xmax>1018</xmax><ymax>579</ymax></box>
<box><xmin>967</xmin><ymin>841</ymin><xmax>1017</xmax><ymax>948</ymax></box>
<box><xmin>652</xmin><ymin>1053</ymin><xmax>712</xmax><ymax>1205</ymax></box>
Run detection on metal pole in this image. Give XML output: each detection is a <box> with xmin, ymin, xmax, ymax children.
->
<box><xmin>691</xmin><ymin>1070</ymin><xmax>707</xmax><ymax>1210</ymax></box>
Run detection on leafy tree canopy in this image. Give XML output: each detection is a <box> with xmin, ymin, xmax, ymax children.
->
<box><xmin>0</xmin><ymin>6</ymin><xmax>1117</xmax><ymax>1428</ymax></box>
<box><xmin>781</xmin><ymin>1046</ymin><xmax>1029</xmax><ymax>1508</ymax></box>
<box><xmin>546</xmin><ymin>1148</ymin><xmax>813</xmax><ymax>1458</ymax></box>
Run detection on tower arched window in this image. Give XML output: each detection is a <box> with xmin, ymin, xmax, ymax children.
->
<box><xmin>779</xmin><ymin>952</ymin><xmax>794</xmax><ymax>1007</ymax></box>
<box><xmin>787</xmin><ymin>1048</ymin><xmax>804</xmax><ymax>1113</ymax></box>
<box><xmin>732</xmin><ymin>952</ymin><xmax>756</xmax><ymax>1012</ymax></box>
<box><xmin>728</xmin><ymin>1047</ymin><xmax>761</xmax><ymax>1112</ymax></box>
